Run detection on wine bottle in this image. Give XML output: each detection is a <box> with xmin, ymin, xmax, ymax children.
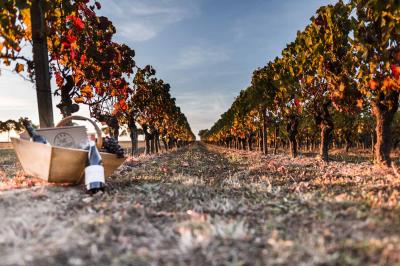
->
<box><xmin>85</xmin><ymin>141</ymin><xmax>105</xmax><ymax>194</ymax></box>
<box><xmin>22</xmin><ymin>120</ymin><xmax>48</xmax><ymax>144</ymax></box>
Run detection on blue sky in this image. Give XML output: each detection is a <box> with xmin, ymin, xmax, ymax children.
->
<box><xmin>0</xmin><ymin>0</ymin><xmax>336</xmax><ymax>140</ymax></box>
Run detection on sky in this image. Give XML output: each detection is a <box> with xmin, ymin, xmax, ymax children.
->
<box><xmin>0</xmin><ymin>0</ymin><xmax>337</xmax><ymax>140</ymax></box>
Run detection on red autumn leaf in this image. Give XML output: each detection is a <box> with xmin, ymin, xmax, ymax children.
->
<box><xmin>95</xmin><ymin>1</ymin><xmax>101</xmax><ymax>9</ymax></box>
<box><xmin>294</xmin><ymin>98</ymin><xmax>301</xmax><ymax>107</ymax></box>
<box><xmin>80</xmin><ymin>54</ymin><xmax>86</xmax><ymax>65</ymax></box>
<box><xmin>70</xmin><ymin>49</ymin><xmax>76</xmax><ymax>60</ymax></box>
<box><xmin>391</xmin><ymin>64</ymin><xmax>400</xmax><ymax>79</ymax></box>
<box><xmin>51</xmin><ymin>54</ymin><xmax>59</xmax><ymax>60</ymax></box>
<box><xmin>66</xmin><ymin>15</ymin><xmax>74</xmax><ymax>22</ymax></box>
<box><xmin>61</xmin><ymin>41</ymin><xmax>70</xmax><ymax>48</ymax></box>
<box><xmin>66</xmin><ymin>35</ymin><xmax>77</xmax><ymax>43</ymax></box>
<box><xmin>369</xmin><ymin>80</ymin><xmax>378</xmax><ymax>90</ymax></box>
<box><xmin>66</xmin><ymin>15</ymin><xmax>84</xmax><ymax>31</ymax></box>
<box><xmin>55</xmin><ymin>72</ymin><xmax>64</xmax><ymax>87</ymax></box>
<box><xmin>119</xmin><ymin>99</ymin><xmax>128</xmax><ymax>111</ymax></box>
<box><xmin>73</xmin><ymin>17</ymin><xmax>85</xmax><ymax>31</ymax></box>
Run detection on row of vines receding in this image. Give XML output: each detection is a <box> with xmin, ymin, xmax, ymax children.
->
<box><xmin>200</xmin><ymin>0</ymin><xmax>400</xmax><ymax>167</ymax></box>
<box><xmin>0</xmin><ymin>0</ymin><xmax>195</xmax><ymax>155</ymax></box>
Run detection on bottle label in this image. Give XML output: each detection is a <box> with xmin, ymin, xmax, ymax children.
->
<box><xmin>85</xmin><ymin>165</ymin><xmax>105</xmax><ymax>185</ymax></box>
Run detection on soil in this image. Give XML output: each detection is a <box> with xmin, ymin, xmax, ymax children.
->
<box><xmin>0</xmin><ymin>143</ymin><xmax>399</xmax><ymax>265</ymax></box>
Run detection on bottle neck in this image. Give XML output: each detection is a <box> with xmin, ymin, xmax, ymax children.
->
<box><xmin>88</xmin><ymin>141</ymin><xmax>103</xmax><ymax>165</ymax></box>
<box><xmin>25</xmin><ymin>124</ymin><xmax>37</xmax><ymax>138</ymax></box>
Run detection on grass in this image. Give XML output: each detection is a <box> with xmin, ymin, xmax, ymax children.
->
<box><xmin>0</xmin><ymin>149</ymin><xmax>19</xmax><ymax>178</ymax></box>
<box><xmin>0</xmin><ymin>143</ymin><xmax>399</xmax><ymax>265</ymax></box>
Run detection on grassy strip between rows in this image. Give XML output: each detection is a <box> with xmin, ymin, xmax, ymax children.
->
<box><xmin>0</xmin><ymin>143</ymin><xmax>399</xmax><ymax>265</ymax></box>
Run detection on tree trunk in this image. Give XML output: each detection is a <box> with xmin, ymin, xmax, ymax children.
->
<box><xmin>274</xmin><ymin>126</ymin><xmax>278</xmax><ymax>155</ymax></box>
<box><xmin>372</xmin><ymin>91</ymin><xmax>399</xmax><ymax>166</ymax></box>
<box><xmin>162</xmin><ymin>138</ymin><xmax>168</xmax><ymax>151</ymax></box>
<box><xmin>248</xmin><ymin>136</ymin><xmax>252</xmax><ymax>151</ymax></box>
<box><xmin>286</xmin><ymin>115</ymin><xmax>299</xmax><ymax>158</ymax></box>
<box><xmin>128</xmin><ymin>116</ymin><xmax>138</xmax><ymax>156</ymax></box>
<box><xmin>320</xmin><ymin>123</ymin><xmax>333</xmax><ymax>161</ymax></box>
<box><xmin>129</xmin><ymin>125</ymin><xmax>138</xmax><ymax>156</ymax></box>
<box><xmin>289</xmin><ymin>137</ymin><xmax>297</xmax><ymax>158</ymax></box>
<box><xmin>345</xmin><ymin>141</ymin><xmax>351</xmax><ymax>153</ymax></box>
<box><xmin>345</xmin><ymin>132</ymin><xmax>351</xmax><ymax>153</ymax></box>
<box><xmin>393</xmin><ymin>140</ymin><xmax>400</xmax><ymax>150</ymax></box>
<box><xmin>168</xmin><ymin>139</ymin><xmax>172</xmax><ymax>150</ymax></box>
<box><xmin>298</xmin><ymin>137</ymin><xmax>303</xmax><ymax>151</ymax></box>
<box><xmin>150</xmin><ymin>134</ymin><xmax>155</xmax><ymax>154</ymax></box>
<box><xmin>371</xmin><ymin>132</ymin><xmax>375</xmax><ymax>154</ymax></box>
<box><xmin>154</xmin><ymin>132</ymin><xmax>159</xmax><ymax>154</ymax></box>
<box><xmin>145</xmin><ymin>135</ymin><xmax>150</xmax><ymax>154</ymax></box>
<box><xmin>143</xmin><ymin>125</ymin><xmax>151</xmax><ymax>155</ymax></box>
<box><xmin>31</xmin><ymin>0</ymin><xmax>54</xmax><ymax>128</ymax></box>
<box><xmin>306</xmin><ymin>137</ymin><xmax>310</xmax><ymax>152</ymax></box>
<box><xmin>317</xmin><ymin>101</ymin><xmax>334</xmax><ymax>161</ymax></box>
<box><xmin>262</xmin><ymin>110</ymin><xmax>268</xmax><ymax>154</ymax></box>
<box><xmin>157</xmin><ymin>136</ymin><xmax>161</xmax><ymax>152</ymax></box>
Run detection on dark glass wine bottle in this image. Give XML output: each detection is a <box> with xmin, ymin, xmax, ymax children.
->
<box><xmin>22</xmin><ymin>120</ymin><xmax>48</xmax><ymax>144</ymax></box>
<box><xmin>85</xmin><ymin>141</ymin><xmax>105</xmax><ymax>194</ymax></box>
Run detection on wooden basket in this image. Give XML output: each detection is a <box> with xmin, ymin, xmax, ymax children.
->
<box><xmin>11</xmin><ymin>116</ymin><xmax>126</xmax><ymax>184</ymax></box>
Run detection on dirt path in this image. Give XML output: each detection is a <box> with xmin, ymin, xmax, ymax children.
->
<box><xmin>0</xmin><ymin>143</ymin><xmax>399</xmax><ymax>265</ymax></box>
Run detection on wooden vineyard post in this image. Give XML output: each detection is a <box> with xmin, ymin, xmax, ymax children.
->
<box><xmin>31</xmin><ymin>0</ymin><xmax>54</xmax><ymax>128</ymax></box>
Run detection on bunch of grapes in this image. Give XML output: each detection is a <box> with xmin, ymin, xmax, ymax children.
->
<box><xmin>101</xmin><ymin>137</ymin><xmax>125</xmax><ymax>158</ymax></box>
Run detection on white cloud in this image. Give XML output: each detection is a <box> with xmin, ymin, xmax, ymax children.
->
<box><xmin>118</xmin><ymin>23</ymin><xmax>158</xmax><ymax>42</ymax></box>
<box><xmin>99</xmin><ymin>0</ymin><xmax>200</xmax><ymax>43</ymax></box>
<box><xmin>172</xmin><ymin>45</ymin><xmax>230</xmax><ymax>70</ymax></box>
<box><xmin>102</xmin><ymin>0</ymin><xmax>194</xmax><ymax>18</ymax></box>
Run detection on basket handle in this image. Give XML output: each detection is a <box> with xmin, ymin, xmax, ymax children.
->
<box><xmin>56</xmin><ymin>116</ymin><xmax>103</xmax><ymax>149</ymax></box>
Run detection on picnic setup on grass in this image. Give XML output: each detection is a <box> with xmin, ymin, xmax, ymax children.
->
<box><xmin>12</xmin><ymin>116</ymin><xmax>126</xmax><ymax>194</ymax></box>
<box><xmin>2</xmin><ymin>0</ymin><xmax>400</xmax><ymax>264</ymax></box>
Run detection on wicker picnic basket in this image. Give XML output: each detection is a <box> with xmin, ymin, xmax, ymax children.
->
<box><xmin>11</xmin><ymin>116</ymin><xmax>126</xmax><ymax>184</ymax></box>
